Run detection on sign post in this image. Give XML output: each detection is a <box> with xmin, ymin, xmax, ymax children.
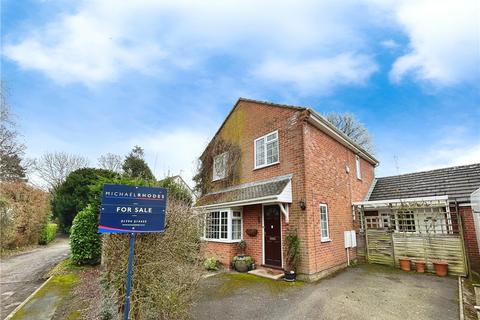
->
<box><xmin>98</xmin><ymin>184</ymin><xmax>167</xmax><ymax>320</ymax></box>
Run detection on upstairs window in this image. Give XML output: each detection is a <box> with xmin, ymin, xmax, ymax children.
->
<box><xmin>254</xmin><ymin>131</ymin><xmax>279</xmax><ymax>169</ymax></box>
<box><xmin>212</xmin><ymin>152</ymin><xmax>228</xmax><ymax>181</ymax></box>
<box><xmin>355</xmin><ymin>155</ymin><xmax>362</xmax><ymax>180</ymax></box>
<box><xmin>320</xmin><ymin>204</ymin><xmax>330</xmax><ymax>242</ymax></box>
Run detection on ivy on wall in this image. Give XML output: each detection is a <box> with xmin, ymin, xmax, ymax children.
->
<box><xmin>193</xmin><ymin>138</ymin><xmax>241</xmax><ymax>196</ymax></box>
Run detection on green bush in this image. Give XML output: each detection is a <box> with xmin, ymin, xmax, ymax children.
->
<box><xmin>204</xmin><ymin>257</ymin><xmax>220</xmax><ymax>271</ymax></box>
<box><xmin>70</xmin><ymin>205</ymin><xmax>101</xmax><ymax>265</ymax></box>
<box><xmin>52</xmin><ymin>168</ymin><xmax>117</xmax><ymax>233</ymax></box>
<box><xmin>39</xmin><ymin>223</ymin><xmax>58</xmax><ymax>245</ymax></box>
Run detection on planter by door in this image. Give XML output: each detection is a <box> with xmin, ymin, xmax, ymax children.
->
<box><xmin>399</xmin><ymin>257</ymin><xmax>411</xmax><ymax>271</ymax></box>
<box><xmin>415</xmin><ymin>260</ymin><xmax>426</xmax><ymax>273</ymax></box>
<box><xmin>433</xmin><ymin>261</ymin><xmax>448</xmax><ymax>277</ymax></box>
<box><xmin>264</xmin><ymin>205</ymin><xmax>282</xmax><ymax>267</ymax></box>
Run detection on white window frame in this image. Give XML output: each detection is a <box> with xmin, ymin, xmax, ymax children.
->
<box><xmin>355</xmin><ymin>155</ymin><xmax>362</xmax><ymax>180</ymax></box>
<box><xmin>320</xmin><ymin>204</ymin><xmax>330</xmax><ymax>242</ymax></box>
<box><xmin>202</xmin><ymin>208</ymin><xmax>243</xmax><ymax>243</ymax></box>
<box><xmin>254</xmin><ymin>130</ymin><xmax>279</xmax><ymax>169</ymax></box>
<box><xmin>212</xmin><ymin>152</ymin><xmax>228</xmax><ymax>181</ymax></box>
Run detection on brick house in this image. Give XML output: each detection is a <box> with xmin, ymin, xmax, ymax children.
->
<box><xmin>195</xmin><ymin>98</ymin><xmax>378</xmax><ymax>281</ymax></box>
<box><xmin>354</xmin><ymin>163</ymin><xmax>480</xmax><ymax>273</ymax></box>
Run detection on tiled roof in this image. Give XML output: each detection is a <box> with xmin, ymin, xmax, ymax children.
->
<box><xmin>368</xmin><ymin>163</ymin><xmax>480</xmax><ymax>202</ymax></box>
<box><xmin>196</xmin><ymin>175</ymin><xmax>291</xmax><ymax>207</ymax></box>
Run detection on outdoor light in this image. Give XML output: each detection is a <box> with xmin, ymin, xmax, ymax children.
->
<box><xmin>299</xmin><ymin>200</ymin><xmax>306</xmax><ymax>210</ymax></box>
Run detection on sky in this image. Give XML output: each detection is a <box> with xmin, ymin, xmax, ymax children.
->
<box><xmin>2</xmin><ymin>0</ymin><xmax>479</xmax><ymax>187</ymax></box>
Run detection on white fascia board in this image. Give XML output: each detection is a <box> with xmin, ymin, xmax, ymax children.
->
<box><xmin>307</xmin><ymin>111</ymin><xmax>379</xmax><ymax>166</ymax></box>
<box><xmin>353</xmin><ymin>195</ymin><xmax>449</xmax><ymax>207</ymax></box>
<box><xmin>195</xmin><ymin>195</ymin><xmax>283</xmax><ymax>211</ymax></box>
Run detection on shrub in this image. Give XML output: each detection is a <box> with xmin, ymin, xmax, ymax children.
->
<box><xmin>204</xmin><ymin>257</ymin><xmax>220</xmax><ymax>271</ymax></box>
<box><xmin>51</xmin><ymin>168</ymin><xmax>117</xmax><ymax>233</ymax></box>
<box><xmin>70</xmin><ymin>205</ymin><xmax>101</xmax><ymax>265</ymax></box>
<box><xmin>285</xmin><ymin>233</ymin><xmax>300</xmax><ymax>272</ymax></box>
<box><xmin>0</xmin><ymin>182</ymin><xmax>50</xmax><ymax>249</ymax></box>
<box><xmin>39</xmin><ymin>223</ymin><xmax>58</xmax><ymax>245</ymax></box>
<box><xmin>102</xmin><ymin>199</ymin><xmax>204</xmax><ymax>319</ymax></box>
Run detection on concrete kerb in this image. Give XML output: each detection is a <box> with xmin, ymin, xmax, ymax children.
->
<box><xmin>459</xmin><ymin>276</ymin><xmax>464</xmax><ymax>320</ymax></box>
<box><xmin>4</xmin><ymin>276</ymin><xmax>53</xmax><ymax>320</ymax></box>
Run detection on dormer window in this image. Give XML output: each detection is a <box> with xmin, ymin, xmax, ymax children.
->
<box><xmin>254</xmin><ymin>130</ymin><xmax>279</xmax><ymax>169</ymax></box>
<box><xmin>212</xmin><ymin>152</ymin><xmax>228</xmax><ymax>181</ymax></box>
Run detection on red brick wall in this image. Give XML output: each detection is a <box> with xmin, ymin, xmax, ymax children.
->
<box><xmin>460</xmin><ymin>206</ymin><xmax>480</xmax><ymax>271</ymax></box>
<box><xmin>302</xmin><ymin>122</ymin><xmax>375</xmax><ymax>275</ymax></box>
<box><xmin>201</xmin><ymin>100</ymin><xmax>376</xmax><ymax>277</ymax></box>
<box><xmin>200</xmin><ymin>241</ymin><xmax>238</xmax><ymax>268</ymax></box>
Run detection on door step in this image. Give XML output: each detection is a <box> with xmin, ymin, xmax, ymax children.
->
<box><xmin>248</xmin><ymin>268</ymin><xmax>284</xmax><ymax>280</ymax></box>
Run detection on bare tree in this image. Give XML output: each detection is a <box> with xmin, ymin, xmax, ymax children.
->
<box><xmin>32</xmin><ymin>151</ymin><xmax>90</xmax><ymax>190</ymax></box>
<box><xmin>325</xmin><ymin>112</ymin><xmax>374</xmax><ymax>153</ymax></box>
<box><xmin>0</xmin><ymin>82</ymin><xmax>27</xmax><ymax>181</ymax></box>
<box><xmin>97</xmin><ymin>153</ymin><xmax>122</xmax><ymax>173</ymax></box>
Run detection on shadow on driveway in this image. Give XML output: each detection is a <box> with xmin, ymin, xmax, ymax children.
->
<box><xmin>192</xmin><ymin>264</ymin><xmax>458</xmax><ymax>320</ymax></box>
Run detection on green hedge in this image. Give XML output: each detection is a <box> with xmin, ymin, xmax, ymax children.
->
<box><xmin>39</xmin><ymin>223</ymin><xmax>58</xmax><ymax>245</ymax></box>
<box><xmin>70</xmin><ymin>205</ymin><xmax>101</xmax><ymax>265</ymax></box>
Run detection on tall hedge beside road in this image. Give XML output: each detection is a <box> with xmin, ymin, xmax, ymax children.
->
<box><xmin>0</xmin><ymin>182</ymin><xmax>50</xmax><ymax>249</ymax></box>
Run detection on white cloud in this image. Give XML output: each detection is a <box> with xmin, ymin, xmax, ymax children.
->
<box><xmin>254</xmin><ymin>53</ymin><xmax>378</xmax><ymax>95</ymax></box>
<box><xmin>378</xmin><ymin>0</ymin><xmax>479</xmax><ymax>85</ymax></box>
<box><xmin>127</xmin><ymin>128</ymin><xmax>212</xmax><ymax>187</ymax></box>
<box><xmin>3</xmin><ymin>0</ymin><xmax>376</xmax><ymax>90</ymax></box>
<box><xmin>381</xmin><ymin>39</ymin><xmax>399</xmax><ymax>49</ymax></box>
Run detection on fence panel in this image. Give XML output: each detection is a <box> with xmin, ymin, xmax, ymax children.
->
<box><xmin>366</xmin><ymin>229</ymin><xmax>394</xmax><ymax>266</ymax></box>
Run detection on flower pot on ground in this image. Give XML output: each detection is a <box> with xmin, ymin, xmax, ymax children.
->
<box><xmin>285</xmin><ymin>232</ymin><xmax>300</xmax><ymax>282</ymax></box>
<box><xmin>399</xmin><ymin>257</ymin><xmax>411</xmax><ymax>271</ymax></box>
<box><xmin>414</xmin><ymin>260</ymin><xmax>426</xmax><ymax>273</ymax></box>
<box><xmin>432</xmin><ymin>260</ymin><xmax>448</xmax><ymax>277</ymax></box>
<box><xmin>284</xmin><ymin>270</ymin><xmax>296</xmax><ymax>282</ymax></box>
<box><xmin>232</xmin><ymin>255</ymin><xmax>254</xmax><ymax>273</ymax></box>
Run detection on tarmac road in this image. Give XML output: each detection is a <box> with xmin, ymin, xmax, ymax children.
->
<box><xmin>0</xmin><ymin>238</ymin><xmax>70</xmax><ymax>319</ymax></box>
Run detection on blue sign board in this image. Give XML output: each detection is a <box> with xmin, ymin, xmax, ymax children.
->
<box><xmin>98</xmin><ymin>184</ymin><xmax>167</xmax><ymax>233</ymax></box>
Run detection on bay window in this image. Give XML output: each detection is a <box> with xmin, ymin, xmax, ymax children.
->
<box><xmin>203</xmin><ymin>208</ymin><xmax>243</xmax><ymax>242</ymax></box>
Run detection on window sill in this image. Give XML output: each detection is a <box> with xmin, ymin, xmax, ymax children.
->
<box><xmin>201</xmin><ymin>238</ymin><xmax>242</xmax><ymax>244</ymax></box>
<box><xmin>321</xmin><ymin>238</ymin><xmax>332</xmax><ymax>243</ymax></box>
<box><xmin>253</xmin><ymin>161</ymin><xmax>280</xmax><ymax>171</ymax></box>
<box><xmin>212</xmin><ymin>177</ymin><xmax>226</xmax><ymax>182</ymax></box>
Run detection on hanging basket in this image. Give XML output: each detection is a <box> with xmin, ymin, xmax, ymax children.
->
<box><xmin>245</xmin><ymin>229</ymin><xmax>258</xmax><ymax>237</ymax></box>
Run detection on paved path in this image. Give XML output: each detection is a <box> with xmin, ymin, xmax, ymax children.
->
<box><xmin>0</xmin><ymin>238</ymin><xmax>70</xmax><ymax>319</ymax></box>
<box><xmin>193</xmin><ymin>264</ymin><xmax>459</xmax><ymax>320</ymax></box>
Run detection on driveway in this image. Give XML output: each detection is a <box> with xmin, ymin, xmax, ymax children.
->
<box><xmin>0</xmin><ymin>237</ymin><xmax>70</xmax><ymax>319</ymax></box>
<box><xmin>192</xmin><ymin>264</ymin><xmax>458</xmax><ymax>320</ymax></box>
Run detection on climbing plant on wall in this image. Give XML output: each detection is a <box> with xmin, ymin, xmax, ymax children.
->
<box><xmin>193</xmin><ymin>138</ymin><xmax>241</xmax><ymax>196</ymax></box>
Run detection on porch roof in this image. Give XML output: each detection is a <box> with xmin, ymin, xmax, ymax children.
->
<box><xmin>195</xmin><ymin>174</ymin><xmax>292</xmax><ymax>209</ymax></box>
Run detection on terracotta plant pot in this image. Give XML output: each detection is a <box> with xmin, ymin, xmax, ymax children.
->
<box><xmin>432</xmin><ymin>260</ymin><xmax>448</xmax><ymax>277</ymax></box>
<box><xmin>415</xmin><ymin>260</ymin><xmax>426</xmax><ymax>273</ymax></box>
<box><xmin>399</xmin><ymin>257</ymin><xmax>411</xmax><ymax>271</ymax></box>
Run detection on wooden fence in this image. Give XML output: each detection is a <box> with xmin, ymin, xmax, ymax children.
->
<box><xmin>364</xmin><ymin>229</ymin><xmax>467</xmax><ymax>276</ymax></box>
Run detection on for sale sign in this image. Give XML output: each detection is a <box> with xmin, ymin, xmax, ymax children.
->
<box><xmin>98</xmin><ymin>184</ymin><xmax>167</xmax><ymax>233</ymax></box>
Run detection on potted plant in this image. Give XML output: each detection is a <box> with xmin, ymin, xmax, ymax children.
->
<box><xmin>432</xmin><ymin>260</ymin><xmax>448</xmax><ymax>277</ymax></box>
<box><xmin>232</xmin><ymin>255</ymin><xmax>254</xmax><ymax>272</ymax></box>
<box><xmin>284</xmin><ymin>233</ymin><xmax>300</xmax><ymax>282</ymax></box>
<box><xmin>398</xmin><ymin>257</ymin><xmax>411</xmax><ymax>271</ymax></box>
<box><xmin>414</xmin><ymin>260</ymin><xmax>426</xmax><ymax>273</ymax></box>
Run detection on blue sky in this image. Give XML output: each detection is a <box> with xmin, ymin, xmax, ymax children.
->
<box><xmin>2</xmin><ymin>0</ymin><xmax>479</xmax><ymax>186</ymax></box>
